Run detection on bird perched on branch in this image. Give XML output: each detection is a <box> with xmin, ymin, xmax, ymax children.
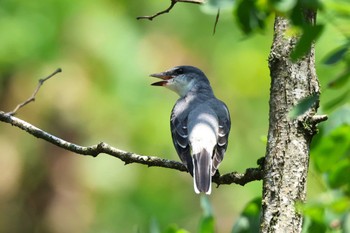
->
<box><xmin>150</xmin><ymin>66</ymin><xmax>231</xmax><ymax>194</ymax></box>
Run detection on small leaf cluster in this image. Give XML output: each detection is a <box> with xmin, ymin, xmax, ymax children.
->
<box><xmin>323</xmin><ymin>40</ymin><xmax>350</xmax><ymax>111</ymax></box>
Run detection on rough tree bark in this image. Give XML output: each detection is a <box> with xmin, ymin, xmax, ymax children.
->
<box><xmin>260</xmin><ymin>11</ymin><xmax>323</xmax><ymax>233</ymax></box>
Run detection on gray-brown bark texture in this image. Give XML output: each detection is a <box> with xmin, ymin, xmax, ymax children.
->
<box><xmin>260</xmin><ymin>12</ymin><xmax>321</xmax><ymax>233</ymax></box>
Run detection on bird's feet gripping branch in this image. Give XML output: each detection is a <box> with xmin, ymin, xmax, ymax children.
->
<box><xmin>150</xmin><ymin>66</ymin><xmax>231</xmax><ymax>194</ymax></box>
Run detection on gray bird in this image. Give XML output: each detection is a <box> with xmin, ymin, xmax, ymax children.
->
<box><xmin>150</xmin><ymin>65</ymin><xmax>231</xmax><ymax>194</ymax></box>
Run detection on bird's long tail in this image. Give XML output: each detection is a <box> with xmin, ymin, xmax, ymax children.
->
<box><xmin>192</xmin><ymin>149</ymin><xmax>212</xmax><ymax>195</ymax></box>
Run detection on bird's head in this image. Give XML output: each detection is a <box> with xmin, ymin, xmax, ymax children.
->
<box><xmin>150</xmin><ymin>66</ymin><xmax>210</xmax><ymax>97</ymax></box>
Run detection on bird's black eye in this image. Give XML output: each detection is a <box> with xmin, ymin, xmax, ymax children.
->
<box><xmin>174</xmin><ymin>68</ymin><xmax>184</xmax><ymax>75</ymax></box>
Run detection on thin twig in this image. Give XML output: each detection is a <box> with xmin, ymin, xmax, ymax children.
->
<box><xmin>213</xmin><ymin>9</ymin><xmax>220</xmax><ymax>35</ymax></box>
<box><xmin>137</xmin><ymin>0</ymin><xmax>204</xmax><ymax>21</ymax></box>
<box><xmin>7</xmin><ymin>68</ymin><xmax>62</xmax><ymax>116</ymax></box>
<box><xmin>0</xmin><ymin>111</ymin><xmax>263</xmax><ymax>186</ymax></box>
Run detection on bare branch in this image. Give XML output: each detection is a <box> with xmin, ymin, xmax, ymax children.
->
<box><xmin>0</xmin><ymin>111</ymin><xmax>263</xmax><ymax>186</ymax></box>
<box><xmin>137</xmin><ymin>0</ymin><xmax>204</xmax><ymax>21</ymax></box>
<box><xmin>7</xmin><ymin>68</ymin><xmax>62</xmax><ymax>116</ymax></box>
<box><xmin>0</xmin><ymin>67</ymin><xmax>262</xmax><ymax>187</ymax></box>
<box><xmin>214</xmin><ymin>167</ymin><xmax>263</xmax><ymax>186</ymax></box>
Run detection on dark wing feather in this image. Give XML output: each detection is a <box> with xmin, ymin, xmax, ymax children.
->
<box><xmin>170</xmin><ymin>106</ymin><xmax>193</xmax><ymax>175</ymax></box>
<box><xmin>212</xmin><ymin>101</ymin><xmax>231</xmax><ymax>174</ymax></box>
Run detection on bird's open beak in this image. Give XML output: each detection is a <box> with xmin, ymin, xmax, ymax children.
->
<box><xmin>150</xmin><ymin>72</ymin><xmax>173</xmax><ymax>86</ymax></box>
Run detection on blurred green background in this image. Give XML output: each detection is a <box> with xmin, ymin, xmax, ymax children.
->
<box><xmin>0</xmin><ymin>0</ymin><xmax>349</xmax><ymax>232</ymax></box>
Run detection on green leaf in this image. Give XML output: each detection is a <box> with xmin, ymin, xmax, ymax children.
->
<box><xmin>232</xmin><ymin>197</ymin><xmax>261</xmax><ymax>233</ymax></box>
<box><xmin>163</xmin><ymin>225</ymin><xmax>191</xmax><ymax>233</ymax></box>
<box><xmin>300</xmin><ymin>0</ymin><xmax>322</xmax><ymax>10</ymax></box>
<box><xmin>288</xmin><ymin>93</ymin><xmax>319</xmax><ymax>119</ymax></box>
<box><xmin>234</xmin><ymin>0</ymin><xmax>267</xmax><ymax>34</ymax></box>
<box><xmin>198</xmin><ymin>216</ymin><xmax>215</xmax><ymax>233</ymax></box>
<box><xmin>290</xmin><ymin>24</ymin><xmax>324</xmax><ymax>61</ymax></box>
<box><xmin>290</xmin><ymin>3</ymin><xmax>305</xmax><ymax>26</ymax></box>
<box><xmin>323</xmin><ymin>45</ymin><xmax>349</xmax><ymax>65</ymax></box>
<box><xmin>327</xmin><ymin>67</ymin><xmax>350</xmax><ymax>89</ymax></box>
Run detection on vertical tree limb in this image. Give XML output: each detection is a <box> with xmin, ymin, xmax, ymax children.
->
<box><xmin>260</xmin><ymin>12</ymin><xmax>321</xmax><ymax>233</ymax></box>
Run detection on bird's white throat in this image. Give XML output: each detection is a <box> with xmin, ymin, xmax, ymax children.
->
<box><xmin>166</xmin><ymin>79</ymin><xmax>196</xmax><ymax>97</ymax></box>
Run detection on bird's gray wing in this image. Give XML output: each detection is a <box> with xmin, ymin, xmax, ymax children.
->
<box><xmin>212</xmin><ymin>100</ymin><xmax>231</xmax><ymax>173</ymax></box>
<box><xmin>170</xmin><ymin>104</ymin><xmax>193</xmax><ymax>175</ymax></box>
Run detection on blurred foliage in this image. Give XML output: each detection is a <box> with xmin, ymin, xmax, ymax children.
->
<box><xmin>299</xmin><ymin>106</ymin><xmax>350</xmax><ymax>233</ymax></box>
<box><xmin>198</xmin><ymin>196</ymin><xmax>215</xmax><ymax>233</ymax></box>
<box><xmin>0</xmin><ymin>0</ymin><xmax>349</xmax><ymax>233</ymax></box>
<box><xmin>232</xmin><ymin>197</ymin><xmax>261</xmax><ymax>233</ymax></box>
<box><xmin>147</xmin><ymin>195</ymin><xmax>215</xmax><ymax>233</ymax></box>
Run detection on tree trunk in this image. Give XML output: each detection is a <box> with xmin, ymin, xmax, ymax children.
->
<box><xmin>260</xmin><ymin>11</ymin><xmax>321</xmax><ymax>233</ymax></box>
